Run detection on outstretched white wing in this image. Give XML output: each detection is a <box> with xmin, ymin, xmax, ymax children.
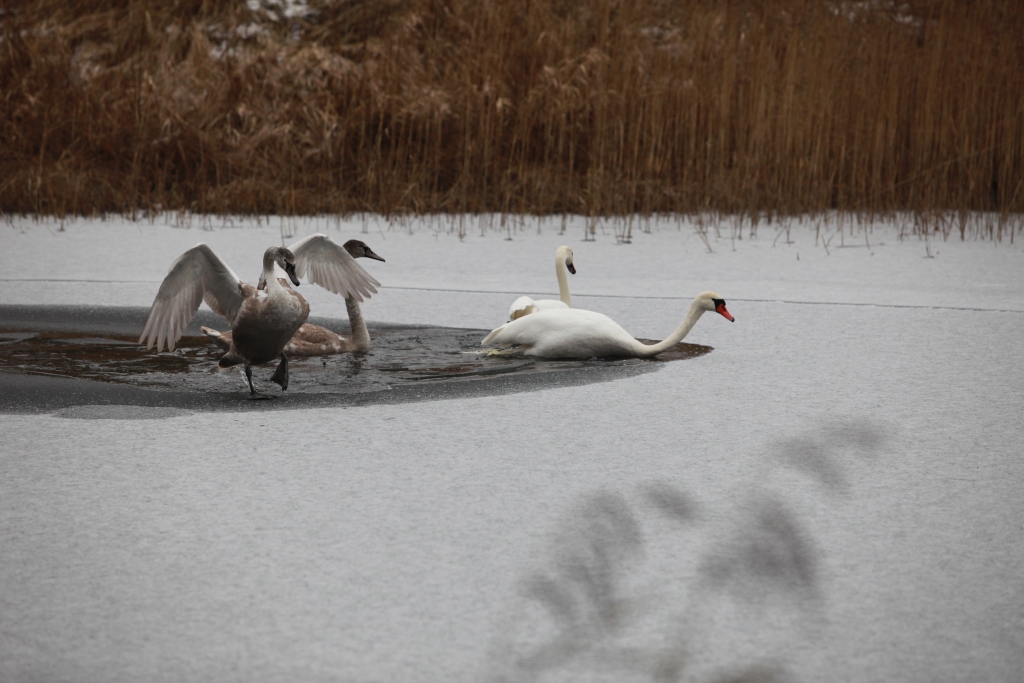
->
<box><xmin>288</xmin><ymin>233</ymin><xmax>380</xmax><ymax>302</ymax></box>
<box><xmin>139</xmin><ymin>243</ymin><xmax>246</xmax><ymax>352</ymax></box>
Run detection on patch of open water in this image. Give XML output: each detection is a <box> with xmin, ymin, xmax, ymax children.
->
<box><xmin>0</xmin><ymin>306</ymin><xmax>711</xmax><ymax>413</ymax></box>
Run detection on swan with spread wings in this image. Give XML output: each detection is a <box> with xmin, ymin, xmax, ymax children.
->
<box><xmin>200</xmin><ymin>239</ymin><xmax>385</xmax><ymax>357</ymax></box>
<box><xmin>139</xmin><ymin>234</ymin><xmax>379</xmax><ymax>397</ymax></box>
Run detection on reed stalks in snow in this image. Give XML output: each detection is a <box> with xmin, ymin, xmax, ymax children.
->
<box><xmin>2</xmin><ymin>0</ymin><xmax>1022</xmax><ymax>237</ymax></box>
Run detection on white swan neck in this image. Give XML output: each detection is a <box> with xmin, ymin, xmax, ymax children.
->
<box><xmin>555</xmin><ymin>253</ymin><xmax>571</xmax><ymax>307</ymax></box>
<box><xmin>262</xmin><ymin>253</ymin><xmax>285</xmax><ymax>295</ymax></box>
<box><xmin>345</xmin><ymin>296</ymin><xmax>370</xmax><ymax>351</ymax></box>
<box><xmin>629</xmin><ymin>299</ymin><xmax>706</xmax><ymax>357</ymax></box>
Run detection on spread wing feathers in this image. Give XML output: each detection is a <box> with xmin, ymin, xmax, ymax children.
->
<box><xmin>139</xmin><ymin>244</ymin><xmax>246</xmax><ymax>352</ymax></box>
<box><xmin>288</xmin><ymin>233</ymin><xmax>380</xmax><ymax>302</ymax></box>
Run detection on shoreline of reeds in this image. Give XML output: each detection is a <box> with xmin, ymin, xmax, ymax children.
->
<box><xmin>7</xmin><ymin>210</ymin><xmax>1017</xmax><ymax>249</ymax></box>
<box><xmin>2</xmin><ymin>0</ymin><xmax>1022</xmax><ymax>237</ymax></box>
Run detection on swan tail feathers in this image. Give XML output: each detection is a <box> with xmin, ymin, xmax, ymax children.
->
<box><xmin>481</xmin><ymin>325</ymin><xmax>507</xmax><ymax>346</ymax></box>
<box><xmin>484</xmin><ymin>346</ymin><xmax>524</xmax><ymax>357</ymax></box>
<box><xmin>218</xmin><ymin>349</ymin><xmax>244</xmax><ymax>369</ymax></box>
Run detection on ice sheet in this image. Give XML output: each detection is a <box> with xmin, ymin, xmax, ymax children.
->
<box><xmin>1</xmin><ymin>215</ymin><xmax>1023</xmax><ymax>682</ymax></box>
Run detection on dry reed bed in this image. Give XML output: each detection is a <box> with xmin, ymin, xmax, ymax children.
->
<box><xmin>2</xmin><ymin>0</ymin><xmax>1022</xmax><ymax>237</ymax></box>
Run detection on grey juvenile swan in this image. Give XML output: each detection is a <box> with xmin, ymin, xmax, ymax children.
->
<box><xmin>140</xmin><ymin>234</ymin><xmax>378</xmax><ymax>396</ymax></box>
<box><xmin>200</xmin><ymin>239</ymin><xmax>385</xmax><ymax>356</ymax></box>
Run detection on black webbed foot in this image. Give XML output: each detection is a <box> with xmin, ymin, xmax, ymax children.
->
<box><xmin>270</xmin><ymin>353</ymin><xmax>289</xmax><ymax>391</ymax></box>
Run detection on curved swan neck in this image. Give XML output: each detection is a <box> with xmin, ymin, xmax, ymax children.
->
<box><xmin>555</xmin><ymin>253</ymin><xmax>571</xmax><ymax>307</ymax></box>
<box><xmin>345</xmin><ymin>296</ymin><xmax>370</xmax><ymax>351</ymax></box>
<box><xmin>630</xmin><ymin>298</ymin><xmax>706</xmax><ymax>357</ymax></box>
<box><xmin>262</xmin><ymin>253</ymin><xmax>284</xmax><ymax>294</ymax></box>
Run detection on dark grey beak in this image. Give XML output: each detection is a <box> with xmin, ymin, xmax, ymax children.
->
<box><xmin>285</xmin><ymin>262</ymin><xmax>300</xmax><ymax>286</ymax></box>
<box><xmin>364</xmin><ymin>248</ymin><xmax>385</xmax><ymax>262</ymax></box>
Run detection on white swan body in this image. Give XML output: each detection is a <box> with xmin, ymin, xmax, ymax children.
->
<box><xmin>508</xmin><ymin>245</ymin><xmax>576</xmax><ymax>321</ymax></box>
<box><xmin>482</xmin><ymin>291</ymin><xmax>735</xmax><ymax>359</ymax></box>
<box><xmin>140</xmin><ymin>234</ymin><xmax>379</xmax><ymax>394</ymax></box>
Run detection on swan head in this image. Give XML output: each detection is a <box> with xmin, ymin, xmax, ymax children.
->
<box><xmin>556</xmin><ymin>245</ymin><xmax>576</xmax><ymax>274</ymax></box>
<box><xmin>266</xmin><ymin>246</ymin><xmax>300</xmax><ymax>286</ymax></box>
<box><xmin>697</xmin><ymin>291</ymin><xmax>735</xmax><ymax>322</ymax></box>
<box><xmin>344</xmin><ymin>239</ymin><xmax>386</xmax><ymax>262</ymax></box>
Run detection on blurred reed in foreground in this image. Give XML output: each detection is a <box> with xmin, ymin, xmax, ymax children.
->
<box><xmin>2</xmin><ymin>0</ymin><xmax>1022</xmax><ymax>237</ymax></box>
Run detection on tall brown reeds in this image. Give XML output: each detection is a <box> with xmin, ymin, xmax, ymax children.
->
<box><xmin>2</xmin><ymin>0</ymin><xmax>1022</xmax><ymax>230</ymax></box>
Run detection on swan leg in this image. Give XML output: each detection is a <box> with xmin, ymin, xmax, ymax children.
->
<box><xmin>244</xmin><ymin>364</ymin><xmax>256</xmax><ymax>395</ymax></box>
<box><xmin>243</xmin><ymin>364</ymin><xmax>272</xmax><ymax>400</ymax></box>
<box><xmin>270</xmin><ymin>353</ymin><xmax>289</xmax><ymax>391</ymax></box>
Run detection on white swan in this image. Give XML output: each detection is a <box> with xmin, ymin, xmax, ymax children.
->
<box><xmin>140</xmin><ymin>234</ymin><xmax>379</xmax><ymax>395</ymax></box>
<box><xmin>507</xmin><ymin>245</ymin><xmax>576</xmax><ymax>321</ymax></box>
<box><xmin>482</xmin><ymin>291</ymin><xmax>735</xmax><ymax>359</ymax></box>
<box><xmin>201</xmin><ymin>239</ymin><xmax>385</xmax><ymax>356</ymax></box>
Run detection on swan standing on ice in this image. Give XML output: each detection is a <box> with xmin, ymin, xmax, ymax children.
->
<box><xmin>482</xmin><ymin>291</ymin><xmax>735</xmax><ymax>360</ymax></box>
<box><xmin>139</xmin><ymin>234</ymin><xmax>378</xmax><ymax>396</ymax></box>
<box><xmin>201</xmin><ymin>239</ymin><xmax>385</xmax><ymax>356</ymax></box>
<box><xmin>507</xmin><ymin>245</ymin><xmax>576</xmax><ymax>321</ymax></box>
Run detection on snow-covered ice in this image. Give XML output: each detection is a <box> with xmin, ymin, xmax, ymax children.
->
<box><xmin>1</xmin><ymin>215</ymin><xmax>1022</xmax><ymax>682</ymax></box>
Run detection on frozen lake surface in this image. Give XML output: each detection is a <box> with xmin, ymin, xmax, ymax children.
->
<box><xmin>1</xmin><ymin>215</ymin><xmax>1023</xmax><ymax>682</ymax></box>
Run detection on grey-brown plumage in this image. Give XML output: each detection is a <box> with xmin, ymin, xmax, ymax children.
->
<box><xmin>140</xmin><ymin>236</ymin><xmax>380</xmax><ymax>396</ymax></box>
<box><xmin>214</xmin><ymin>248</ymin><xmax>309</xmax><ymax>392</ymax></box>
<box><xmin>201</xmin><ymin>239</ymin><xmax>384</xmax><ymax>357</ymax></box>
